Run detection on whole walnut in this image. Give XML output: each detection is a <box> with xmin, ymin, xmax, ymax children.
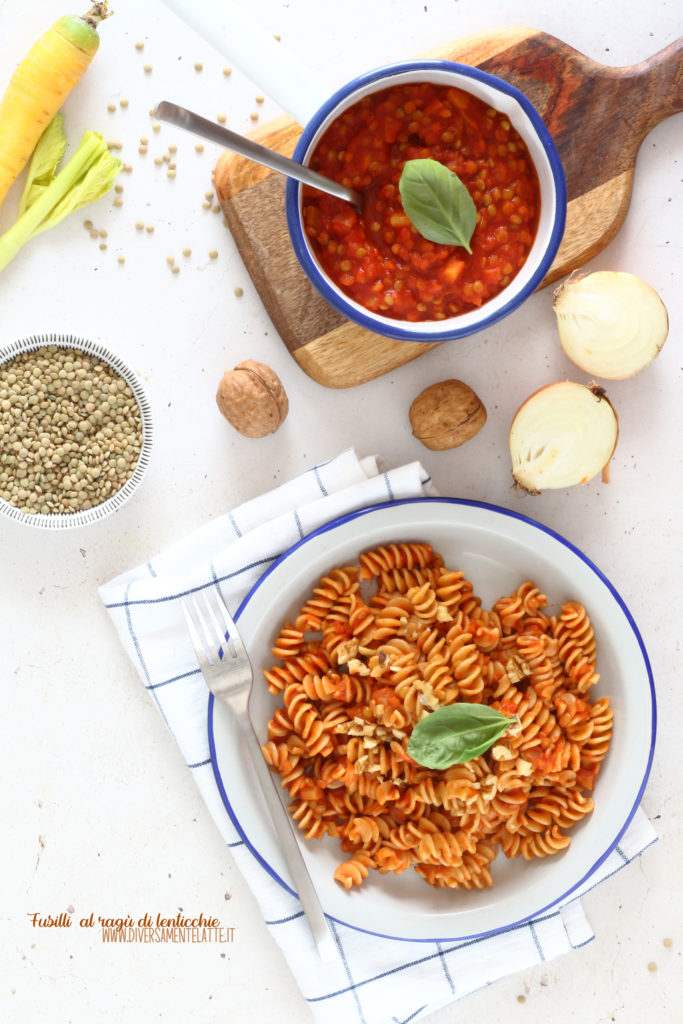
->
<box><xmin>216</xmin><ymin>360</ymin><xmax>288</xmax><ymax>438</ymax></box>
<box><xmin>409</xmin><ymin>379</ymin><xmax>486</xmax><ymax>450</ymax></box>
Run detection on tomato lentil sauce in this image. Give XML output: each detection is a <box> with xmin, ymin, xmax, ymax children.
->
<box><xmin>301</xmin><ymin>82</ymin><xmax>540</xmax><ymax>322</ymax></box>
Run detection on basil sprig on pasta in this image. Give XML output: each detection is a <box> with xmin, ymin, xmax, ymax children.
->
<box><xmin>398</xmin><ymin>158</ymin><xmax>477</xmax><ymax>251</ymax></box>
<box><xmin>407</xmin><ymin>704</ymin><xmax>516</xmax><ymax>770</ymax></box>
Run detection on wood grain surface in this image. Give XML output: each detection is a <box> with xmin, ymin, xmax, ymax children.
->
<box><xmin>214</xmin><ymin>28</ymin><xmax>683</xmax><ymax>388</ymax></box>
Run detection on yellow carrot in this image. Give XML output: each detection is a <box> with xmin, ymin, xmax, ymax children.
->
<box><xmin>0</xmin><ymin>3</ymin><xmax>111</xmax><ymax>208</ymax></box>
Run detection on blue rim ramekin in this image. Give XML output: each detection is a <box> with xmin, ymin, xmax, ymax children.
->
<box><xmin>286</xmin><ymin>60</ymin><xmax>567</xmax><ymax>343</ymax></box>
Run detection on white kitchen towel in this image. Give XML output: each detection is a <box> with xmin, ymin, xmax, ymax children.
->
<box><xmin>99</xmin><ymin>448</ymin><xmax>657</xmax><ymax>1024</ymax></box>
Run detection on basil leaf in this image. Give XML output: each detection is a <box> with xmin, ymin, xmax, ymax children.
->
<box><xmin>398</xmin><ymin>158</ymin><xmax>477</xmax><ymax>252</ymax></box>
<box><xmin>407</xmin><ymin>703</ymin><xmax>515</xmax><ymax>770</ymax></box>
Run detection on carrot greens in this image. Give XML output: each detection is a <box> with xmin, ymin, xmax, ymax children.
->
<box><xmin>0</xmin><ymin>120</ymin><xmax>121</xmax><ymax>272</ymax></box>
<box><xmin>18</xmin><ymin>114</ymin><xmax>68</xmax><ymax>216</ymax></box>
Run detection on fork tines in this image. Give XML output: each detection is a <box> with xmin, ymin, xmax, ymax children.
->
<box><xmin>181</xmin><ymin>587</ymin><xmax>245</xmax><ymax>666</ymax></box>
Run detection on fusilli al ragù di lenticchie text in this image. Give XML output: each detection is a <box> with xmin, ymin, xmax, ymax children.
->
<box><xmin>260</xmin><ymin>542</ymin><xmax>613</xmax><ymax>891</ymax></box>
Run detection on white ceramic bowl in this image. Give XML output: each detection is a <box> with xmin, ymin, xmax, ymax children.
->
<box><xmin>286</xmin><ymin>61</ymin><xmax>567</xmax><ymax>343</ymax></box>
<box><xmin>209</xmin><ymin>498</ymin><xmax>655</xmax><ymax>941</ymax></box>
<box><xmin>0</xmin><ymin>333</ymin><xmax>153</xmax><ymax>530</ymax></box>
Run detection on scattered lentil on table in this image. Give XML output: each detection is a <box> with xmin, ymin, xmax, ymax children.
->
<box><xmin>0</xmin><ymin>346</ymin><xmax>142</xmax><ymax>515</ymax></box>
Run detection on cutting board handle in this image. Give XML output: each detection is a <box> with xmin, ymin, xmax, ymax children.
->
<box><xmin>626</xmin><ymin>37</ymin><xmax>683</xmax><ymax>135</ymax></box>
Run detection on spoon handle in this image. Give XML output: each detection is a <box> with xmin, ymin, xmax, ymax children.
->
<box><xmin>154</xmin><ymin>101</ymin><xmax>360</xmax><ymax>207</ymax></box>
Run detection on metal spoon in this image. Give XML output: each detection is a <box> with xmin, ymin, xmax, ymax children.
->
<box><xmin>153</xmin><ymin>100</ymin><xmax>363</xmax><ymax>208</ymax></box>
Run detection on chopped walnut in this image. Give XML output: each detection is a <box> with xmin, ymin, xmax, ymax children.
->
<box><xmin>335</xmin><ymin>638</ymin><xmax>359</xmax><ymax>664</ymax></box>
<box><xmin>347</xmin><ymin>657</ymin><xmax>371</xmax><ymax>676</ymax></box>
<box><xmin>417</xmin><ymin>681</ymin><xmax>440</xmax><ymax>710</ymax></box>
<box><xmin>506</xmin><ymin>654</ymin><xmax>531</xmax><ymax>683</ymax></box>
<box><xmin>480</xmin><ymin>773</ymin><xmax>498</xmax><ymax>799</ymax></box>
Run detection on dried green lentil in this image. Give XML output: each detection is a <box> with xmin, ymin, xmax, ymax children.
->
<box><xmin>0</xmin><ymin>346</ymin><xmax>142</xmax><ymax>515</ymax></box>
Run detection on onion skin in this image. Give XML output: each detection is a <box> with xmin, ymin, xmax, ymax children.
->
<box><xmin>509</xmin><ymin>381</ymin><xmax>619</xmax><ymax>493</ymax></box>
<box><xmin>553</xmin><ymin>271</ymin><xmax>668</xmax><ymax>380</ymax></box>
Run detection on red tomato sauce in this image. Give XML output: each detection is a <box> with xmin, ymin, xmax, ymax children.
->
<box><xmin>301</xmin><ymin>82</ymin><xmax>540</xmax><ymax>322</ymax></box>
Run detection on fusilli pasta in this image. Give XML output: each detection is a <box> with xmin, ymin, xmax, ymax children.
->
<box><xmin>261</xmin><ymin>543</ymin><xmax>613</xmax><ymax>890</ymax></box>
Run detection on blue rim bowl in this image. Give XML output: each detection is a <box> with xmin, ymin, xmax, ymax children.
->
<box><xmin>285</xmin><ymin>60</ymin><xmax>567</xmax><ymax>343</ymax></box>
<box><xmin>208</xmin><ymin>498</ymin><xmax>655</xmax><ymax>942</ymax></box>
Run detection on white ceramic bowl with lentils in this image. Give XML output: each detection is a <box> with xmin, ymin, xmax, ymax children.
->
<box><xmin>0</xmin><ymin>334</ymin><xmax>153</xmax><ymax>529</ymax></box>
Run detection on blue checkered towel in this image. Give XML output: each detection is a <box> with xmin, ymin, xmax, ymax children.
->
<box><xmin>99</xmin><ymin>449</ymin><xmax>657</xmax><ymax>1024</ymax></box>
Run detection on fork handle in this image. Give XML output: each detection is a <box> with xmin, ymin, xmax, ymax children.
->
<box><xmin>238</xmin><ymin>714</ymin><xmax>337</xmax><ymax>963</ymax></box>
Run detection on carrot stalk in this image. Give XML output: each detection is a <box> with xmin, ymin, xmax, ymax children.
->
<box><xmin>0</xmin><ymin>128</ymin><xmax>122</xmax><ymax>272</ymax></box>
<box><xmin>0</xmin><ymin>3</ymin><xmax>111</xmax><ymax>209</ymax></box>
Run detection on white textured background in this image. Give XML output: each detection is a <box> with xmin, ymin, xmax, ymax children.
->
<box><xmin>1</xmin><ymin>0</ymin><xmax>681</xmax><ymax>1021</ymax></box>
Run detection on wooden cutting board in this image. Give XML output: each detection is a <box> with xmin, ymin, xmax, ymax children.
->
<box><xmin>214</xmin><ymin>28</ymin><xmax>682</xmax><ymax>388</ymax></box>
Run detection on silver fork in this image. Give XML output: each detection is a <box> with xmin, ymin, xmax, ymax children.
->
<box><xmin>181</xmin><ymin>587</ymin><xmax>336</xmax><ymax>963</ymax></box>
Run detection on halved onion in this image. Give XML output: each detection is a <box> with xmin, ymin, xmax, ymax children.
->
<box><xmin>510</xmin><ymin>382</ymin><xmax>619</xmax><ymax>492</ymax></box>
<box><xmin>553</xmin><ymin>271</ymin><xmax>668</xmax><ymax>379</ymax></box>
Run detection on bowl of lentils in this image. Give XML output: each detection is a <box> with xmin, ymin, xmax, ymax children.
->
<box><xmin>0</xmin><ymin>333</ymin><xmax>153</xmax><ymax>529</ymax></box>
